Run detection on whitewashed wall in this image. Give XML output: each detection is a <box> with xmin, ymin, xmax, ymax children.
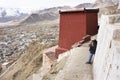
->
<box><xmin>93</xmin><ymin>14</ymin><xmax>120</xmax><ymax>80</ymax></box>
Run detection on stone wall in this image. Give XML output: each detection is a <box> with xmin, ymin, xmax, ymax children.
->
<box><xmin>93</xmin><ymin>14</ymin><xmax>120</xmax><ymax>80</ymax></box>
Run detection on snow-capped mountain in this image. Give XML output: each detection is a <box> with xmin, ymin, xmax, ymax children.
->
<box><xmin>0</xmin><ymin>7</ymin><xmax>28</xmax><ymax>22</ymax></box>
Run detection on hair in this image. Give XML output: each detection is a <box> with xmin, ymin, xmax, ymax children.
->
<box><xmin>93</xmin><ymin>40</ymin><xmax>97</xmax><ymax>44</ymax></box>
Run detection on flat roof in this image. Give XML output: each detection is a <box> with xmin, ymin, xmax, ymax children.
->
<box><xmin>59</xmin><ymin>8</ymin><xmax>99</xmax><ymax>14</ymax></box>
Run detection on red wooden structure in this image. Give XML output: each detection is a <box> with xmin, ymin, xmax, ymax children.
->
<box><xmin>55</xmin><ymin>8</ymin><xmax>99</xmax><ymax>58</ymax></box>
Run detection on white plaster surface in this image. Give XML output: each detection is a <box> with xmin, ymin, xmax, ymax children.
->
<box><xmin>93</xmin><ymin>14</ymin><xmax>120</xmax><ymax>80</ymax></box>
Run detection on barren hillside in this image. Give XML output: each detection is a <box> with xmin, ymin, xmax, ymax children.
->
<box><xmin>0</xmin><ymin>41</ymin><xmax>44</xmax><ymax>80</ymax></box>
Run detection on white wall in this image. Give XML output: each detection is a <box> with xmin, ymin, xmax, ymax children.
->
<box><xmin>93</xmin><ymin>14</ymin><xmax>120</xmax><ymax>80</ymax></box>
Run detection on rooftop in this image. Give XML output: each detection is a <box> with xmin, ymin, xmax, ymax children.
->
<box><xmin>59</xmin><ymin>8</ymin><xmax>99</xmax><ymax>14</ymax></box>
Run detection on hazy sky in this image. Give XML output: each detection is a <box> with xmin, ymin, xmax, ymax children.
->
<box><xmin>0</xmin><ymin>0</ymin><xmax>96</xmax><ymax>12</ymax></box>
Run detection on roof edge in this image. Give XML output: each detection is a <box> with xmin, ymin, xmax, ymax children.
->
<box><xmin>59</xmin><ymin>8</ymin><xmax>99</xmax><ymax>14</ymax></box>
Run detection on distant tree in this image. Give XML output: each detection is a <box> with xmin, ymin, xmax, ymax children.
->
<box><xmin>1</xmin><ymin>10</ymin><xmax>7</xmax><ymax>18</ymax></box>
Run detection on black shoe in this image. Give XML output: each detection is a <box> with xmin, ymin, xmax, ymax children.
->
<box><xmin>86</xmin><ymin>62</ymin><xmax>91</xmax><ymax>64</ymax></box>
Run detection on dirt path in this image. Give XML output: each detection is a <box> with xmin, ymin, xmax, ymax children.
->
<box><xmin>55</xmin><ymin>46</ymin><xmax>93</xmax><ymax>80</ymax></box>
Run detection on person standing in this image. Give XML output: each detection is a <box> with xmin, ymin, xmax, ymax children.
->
<box><xmin>86</xmin><ymin>39</ymin><xmax>97</xmax><ymax>64</ymax></box>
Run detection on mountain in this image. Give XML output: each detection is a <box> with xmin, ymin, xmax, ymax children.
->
<box><xmin>20</xmin><ymin>12</ymin><xmax>58</xmax><ymax>24</ymax></box>
<box><xmin>0</xmin><ymin>8</ymin><xmax>28</xmax><ymax>22</ymax></box>
<box><xmin>93</xmin><ymin>0</ymin><xmax>120</xmax><ymax>15</ymax></box>
<box><xmin>93</xmin><ymin>0</ymin><xmax>120</xmax><ymax>8</ymax></box>
<box><xmin>1</xmin><ymin>0</ymin><xmax>119</xmax><ymax>23</ymax></box>
<box><xmin>75</xmin><ymin>0</ymin><xmax>120</xmax><ymax>15</ymax></box>
<box><xmin>20</xmin><ymin>6</ymin><xmax>71</xmax><ymax>24</ymax></box>
<box><xmin>75</xmin><ymin>3</ymin><xmax>94</xmax><ymax>8</ymax></box>
<box><xmin>95</xmin><ymin>0</ymin><xmax>119</xmax><ymax>6</ymax></box>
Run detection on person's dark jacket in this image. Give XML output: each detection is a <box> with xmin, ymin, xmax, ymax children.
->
<box><xmin>89</xmin><ymin>40</ymin><xmax>97</xmax><ymax>54</ymax></box>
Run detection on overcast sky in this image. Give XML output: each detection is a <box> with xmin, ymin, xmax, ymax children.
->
<box><xmin>0</xmin><ymin>0</ymin><xmax>96</xmax><ymax>12</ymax></box>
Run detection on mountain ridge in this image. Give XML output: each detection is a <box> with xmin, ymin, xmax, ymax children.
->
<box><xmin>0</xmin><ymin>7</ymin><xmax>28</xmax><ymax>22</ymax></box>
